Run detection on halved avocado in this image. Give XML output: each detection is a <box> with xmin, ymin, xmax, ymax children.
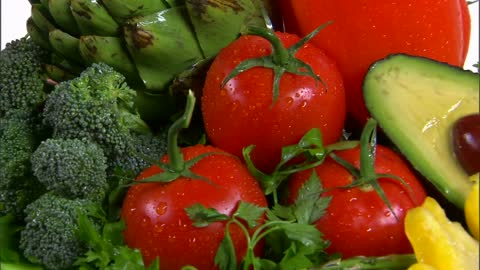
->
<box><xmin>363</xmin><ymin>54</ymin><xmax>479</xmax><ymax>209</ymax></box>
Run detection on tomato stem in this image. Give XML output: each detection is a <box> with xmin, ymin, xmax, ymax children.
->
<box><xmin>329</xmin><ymin>118</ymin><xmax>419</xmax><ymax>221</ymax></box>
<box><xmin>245</xmin><ymin>26</ymin><xmax>290</xmax><ymax>66</ymax></box>
<box><xmin>167</xmin><ymin>90</ymin><xmax>196</xmax><ymax>171</ymax></box>
<box><xmin>223</xmin><ymin>22</ymin><xmax>331</xmax><ymax>105</ymax></box>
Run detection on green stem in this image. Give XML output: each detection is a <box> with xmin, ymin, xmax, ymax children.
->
<box><xmin>359</xmin><ymin>118</ymin><xmax>378</xmax><ymax>183</ymax></box>
<box><xmin>244</xmin><ymin>26</ymin><xmax>290</xmax><ymax>65</ymax></box>
<box><xmin>167</xmin><ymin>90</ymin><xmax>196</xmax><ymax>171</ymax></box>
<box><xmin>314</xmin><ymin>254</ymin><xmax>417</xmax><ymax>270</ymax></box>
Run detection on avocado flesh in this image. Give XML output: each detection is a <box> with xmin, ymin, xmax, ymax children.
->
<box><xmin>363</xmin><ymin>54</ymin><xmax>479</xmax><ymax>209</ymax></box>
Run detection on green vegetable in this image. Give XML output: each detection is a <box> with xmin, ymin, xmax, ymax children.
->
<box><xmin>0</xmin><ymin>37</ymin><xmax>49</xmax><ymax>117</ymax></box>
<box><xmin>74</xmin><ymin>213</ymin><xmax>160</xmax><ymax>270</ymax></box>
<box><xmin>0</xmin><ymin>54</ymin><xmax>165</xmax><ymax>269</ymax></box>
<box><xmin>312</xmin><ymin>254</ymin><xmax>417</xmax><ymax>269</ymax></box>
<box><xmin>42</xmin><ymin>62</ymin><xmax>167</xmax><ymax>175</ymax></box>
<box><xmin>186</xmin><ymin>170</ymin><xmax>332</xmax><ymax>269</ymax></box>
<box><xmin>26</xmin><ymin>0</ymin><xmax>269</xmax><ymax>94</ymax></box>
<box><xmin>31</xmin><ymin>138</ymin><xmax>109</xmax><ymax>202</ymax></box>
<box><xmin>19</xmin><ymin>193</ymin><xmax>101</xmax><ymax>270</ymax></box>
<box><xmin>0</xmin><ymin>110</ymin><xmax>45</xmax><ymax>219</ymax></box>
<box><xmin>363</xmin><ymin>54</ymin><xmax>479</xmax><ymax>209</ymax></box>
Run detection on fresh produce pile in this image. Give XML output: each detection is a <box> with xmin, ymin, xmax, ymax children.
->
<box><xmin>0</xmin><ymin>0</ymin><xmax>479</xmax><ymax>270</ymax></box>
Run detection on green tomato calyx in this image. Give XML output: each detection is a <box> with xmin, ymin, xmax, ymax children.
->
<box><xmin>222</xmin><ymin>22</ymin><xmax>332</xmax><ymax>105</ymax></box>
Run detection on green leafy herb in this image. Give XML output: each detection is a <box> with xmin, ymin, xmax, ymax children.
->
<box><xmin>243</xmin><ymin>127</ymin><xmax>357</xmax><ymax>204</ymax></box>
<box><xmin>0</xmin><ymin>214</ymin><xmax>22</xmax><ymax>263</ymax></box>
<box><xmin>187</xmin><ymin>171</ymin><xmax>332</xmax><ymax>270</ymax></box>
<box><xmin>74</xmin><ymin>210</ymin><xmax>159</xmax><ymax>270</ymax></box>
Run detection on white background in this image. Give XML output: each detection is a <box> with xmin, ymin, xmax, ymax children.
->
<box><xmin>1</xmin><ymin>0</ymin><xmax>479</xmax><ymax>71</ymax></box>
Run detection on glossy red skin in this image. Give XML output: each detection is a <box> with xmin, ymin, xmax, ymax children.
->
<box><xmin>121</xmin><ymin>145</ymin><xmax>268</xmax><ymax>269</ymax></box>
<box><xmin>201</xmin><ymin>32</ymin><xmax>346</xmax><ymax>173</ymax></box>
<box><xmin>287</xmin><ymin>144</ymin><xmax>427</xmax><ymax>258</ymax></box>
<box><xmin>278</xmin><ymin>0</ymin><xmax>471</xmax><ymax>125</ymax></box>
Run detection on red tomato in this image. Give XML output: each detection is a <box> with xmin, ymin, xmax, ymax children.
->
<box><xmin>201</xmin><ymin>31</ymin><xmax>346</xmax><ymax>173</ymax></box>
<box><xmin>121</xmin><ymin>145</ymin><xmax>268</xmax><ymax>269</ymax></box>
<box><xmin>286</xmin><ymin>144</ymin><xmax>427</xmax><ymax>258</ymax></box>
<box><xmin>278</xmin><ymin>0</ymin><xmax>471</xmax><ymax>125</ymax></box>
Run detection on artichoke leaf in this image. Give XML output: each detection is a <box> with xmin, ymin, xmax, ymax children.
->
<box><xmin>165</xmin><ymin>0</ymin><xmax>184</xmax><ymax>7</ymax></box>
<box><xmin>48</xmin><ymin>0</ymin><xmax>81</xmax><ymax>35</ymax></box>
<box><xmin>186</xmin><ymin>0</ymin><xmax>267</xmax><ymax>58</ymax></box>
<box><xmin>31</xmin><ymin>4</ymin><xmax>57</xmax><ymax>33</ymax></box>
<box><xmin>101</xmin><ymin>0</ymin><xmax>169</xmax><ymax>24</ymax></box>
<box><xmin>70</xmin><ymin>0</ymin><xmax>119</xmax><ymax>36</ymax></box>
<box><xmin>43</xmin><ymin>64</ymin><xmax>76</xmax><ymax>82</ymax></box>
<box><xmin>27</xmin><ymin>17</ymin><xmax>51</xmax><ymax>50</ymax></box>
<box><xmin>123</xmin><ymin>6</ymin><xmax>204</xmax><ymax>91</ymax></box>
<box><xmin>49</xmin><ymin>29</ymin><xmax>84</xmax><ymax>64</ymax></box>
<box><xmin>79</xmin><ymin>35</ymin><xmax>143</xmax><ymax>87</ymax></box>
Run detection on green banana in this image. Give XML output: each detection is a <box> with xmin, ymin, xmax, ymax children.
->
<box><xmin>48</xmin><ymin>0</ymin><xmax>81</xmax><ymax>35</ymax></box>
<box><xmin>101</xmin><ymin>0</ymin><xmax>168</xmax><ymax>24</ymax></box>
<box><xmin>70</xmin><ymin>0</ymin><xmax>119</xmax><ymax>35</ymax></box>
<box><xmin>78</xmin><ymin>35</ymin><xmax>142</xmax><ymax>86</ymax></box>
<box><xmin>49</xmin><ymin>29</ymin><xmax>83</xmax><ymax>64</ymax></box>
<box><xmin>123</xmin><ymin>6</ymin><xmax>204</xmax><ymax>90</ymax></box>
<box><xmin>186</xmin><ymin>0</ymin><xmax>265</xmax><ymax>58</ymax></box>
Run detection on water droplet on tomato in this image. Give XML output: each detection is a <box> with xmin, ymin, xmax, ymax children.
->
<box><xmin>153</xmin><ymin>224</ymin><xmax>165</xmax><ymax>233</ymax></box>
<box><xmin>155</xmin><ymin>202</ymin><xmax>168</xmax><ymax>215</ymax></box>
<box><xmin>285</xmin><ymin>97</ymin><xmax>294</xmax><ymax>105</ymax></box>
<box><xmin>168</xmin><ymin>235</ymin><xmax>177</xmax><ymax>243</ymax></box>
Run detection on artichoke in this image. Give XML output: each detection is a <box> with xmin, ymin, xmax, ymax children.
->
<box><xmin>26</xmin><ymin>0</ymin><xmax>270</xmax><ymax>102</ymax></box>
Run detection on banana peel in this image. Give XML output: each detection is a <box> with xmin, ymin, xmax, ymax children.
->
<box><xmin>405</xmin><ymin>197</ymin><xmax>479</xmax><ymax>270</ymax></box>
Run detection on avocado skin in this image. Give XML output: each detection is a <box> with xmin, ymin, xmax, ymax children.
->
<box><xmin>363</xmin><ymin>53</ymin><xmax>479</xmax><ymax>209</ymax></box>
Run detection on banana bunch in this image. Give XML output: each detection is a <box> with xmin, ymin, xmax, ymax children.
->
<box><xmin>26</xmin><ymin>0</ymin><xmax>270</xmax><ymax>93</ymax></box>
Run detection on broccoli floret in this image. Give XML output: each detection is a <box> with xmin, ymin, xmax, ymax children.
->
<box><xmin>0</xmin><ymin>37</ymin><xmax>49</xmax><ymax>116</ymax></box>
<box><xmin>43</xmin><ymin>63</ymin><xmax>167</xmax><ymax>175</ymax></box>
<box><xmin>19</xmin><ymin>193</ymin><xmax>100</xmax><ymax>270</ymax></box>
<box><xmin>109</xmin><ymin>131</ymin><xmax>168</xmax><ymax>175</ymax></box>
<box><xmin>31</xmin><ymin>138</ymin><xmax>109</xmax><ymax>202</ymax></box>
<box><xmin>0</xmin><ymin>110</ymin><xmax>45</xmax><ymax>219</ymax></box>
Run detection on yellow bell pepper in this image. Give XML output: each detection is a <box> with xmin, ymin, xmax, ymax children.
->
<box><xmin>407</xmin><ymin>263</ymin><xmax>436</xmax><ymax>270</ymax></box>
<box><xmin>404</xmin><ymin>197</ymin><xmax>479</xmax><ymax>270</ymax></box>
<box><xmin>465</xmin><ymin>180</ymin><xmax>479</xmax><ymax>240</ymax></box>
